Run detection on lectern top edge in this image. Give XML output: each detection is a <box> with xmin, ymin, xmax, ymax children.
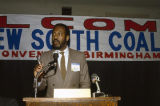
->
<box><xmin>23</xmin><ymin>97</ymin><xmax>121</xmax><ymax>102</ymax></box>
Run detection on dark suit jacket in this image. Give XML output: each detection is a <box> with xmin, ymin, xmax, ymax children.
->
<box><xmin>37</xmin><ymin>48</ymin><xmax>90</xmax><ymax>97</ymax></box>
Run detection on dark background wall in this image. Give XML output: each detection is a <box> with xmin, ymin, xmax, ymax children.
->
<box><xmin>0</xmin><ymin>60</ymin><xmax>160</xmax><ymax>106</ymax></box>
<box><xmin>0</xmin><ymin>0</ymin><xmax>160</xmax><ymax>18</ymax></box>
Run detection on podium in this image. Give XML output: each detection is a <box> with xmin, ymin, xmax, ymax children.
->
<box><xmin>23</xmin><ymin>97</ymin><xmax>121</xmax><ymax>106</ymax></box>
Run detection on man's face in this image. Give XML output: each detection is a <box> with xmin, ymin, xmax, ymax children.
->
<box><xmin>52</xmin><ymin>26</ymin><xmax>69</xmax><ymax>50</ymax></box>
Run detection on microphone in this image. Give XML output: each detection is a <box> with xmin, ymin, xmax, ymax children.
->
<box><xmin>50</xmin><ymin>53</ymin><xmax>58</xmax><ymax>71</ymax></box>
<box><xmin>51</xmin><ymin>50</ymin><xmax>58</xmax><ymax>67</ymax></box>
<box><xmin>91</xmin><ymin>73</ymin><xmax>107</xmax><ymax>97</ymax></box>
<box><xmin>91</xmin><ymin>73</ymin><xmax>100</xmax><ymax>84</ymax></box>
<box><xmin>53</xmin><ymin>53</ymin><xmax>58</xmax><ymax>65</ymax></box>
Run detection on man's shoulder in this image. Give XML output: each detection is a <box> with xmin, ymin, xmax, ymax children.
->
<box><xmin>40</xmin><ymin>50</ymin><xmax>54</xmax><ymax>60</ymax></box>
<box><xmin>69</xmin><ymin>48</ymin><xmax>86</xmax><ymax>60</ymax></box>
<box><xmin>41</xmin><ymin>50</ymin><xmax>53</xmax><ymax>56</ymax></box>
<box><xmin>69</xmin><ymin>48</ymin><xmax>84</xmax><ymax>55</ymax></box>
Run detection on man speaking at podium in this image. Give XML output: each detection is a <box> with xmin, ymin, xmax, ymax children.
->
<box><xmin>33</xmin><ymin>23</ymin><xmax>90</xmax><ymax>97</ymax></box>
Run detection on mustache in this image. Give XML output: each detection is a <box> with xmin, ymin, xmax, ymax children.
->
<box><xmin>52</xmin><ymin>39</ymin><xmax>60</xmax><ymax>43</ymax></box>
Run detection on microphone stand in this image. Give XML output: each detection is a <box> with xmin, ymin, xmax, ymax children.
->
<box><xmin>95</xmin><ymin>80</ymin><xmax>101</xmax><ymax>93</ymax></box>
<box><xmin>92</xmin><ymin>76</ymin><xmax>106</xmax><ymax>97</ymax></box>
<box><xmin>34</xmin><ymin>78</ymin><xmax>38</xmax><ymax>98</ymax></box>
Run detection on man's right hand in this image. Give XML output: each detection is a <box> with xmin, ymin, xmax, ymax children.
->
<box><xmin>33</xmin><ymin>64</ymin><xmax>43</xmax><ymax>77</ymax></box>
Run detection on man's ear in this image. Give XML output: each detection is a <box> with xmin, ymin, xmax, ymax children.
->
<box><xmin>66</xmin><ymin>35</ymin><xmax>69</xmax><ymax>42</ymax></box>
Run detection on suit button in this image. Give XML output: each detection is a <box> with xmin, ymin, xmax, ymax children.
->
<box><xmin>52</xmin><ymin>84</ymin><xmax>55</xmax><ymax>86</ymax></box>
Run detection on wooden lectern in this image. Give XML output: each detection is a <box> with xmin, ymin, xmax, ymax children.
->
<box><xmin>23</xmin><ymin>97</ymin><xmax>121</xmax><ymax>106</ymax></box>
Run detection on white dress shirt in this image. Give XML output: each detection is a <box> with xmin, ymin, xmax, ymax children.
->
<box><xmin>56</xmin><ymin>46</ymin><xmax>69</xmax><ymax>71</ymax></box>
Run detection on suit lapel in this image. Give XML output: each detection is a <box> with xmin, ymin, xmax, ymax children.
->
<box><xmin>44</xmin><ymin>50</ymin><xmax>55</xmax><ymax>77</ymax></box>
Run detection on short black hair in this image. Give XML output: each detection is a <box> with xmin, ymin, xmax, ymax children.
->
<box><xmin>53</xmin><ymin>23</ymin><xmax>70</xmax><ymax>45</ymax></box>
<box><xmin>53</xmin><ymin>23</ymin><xmax>70</xmax><ymax>36</ymax></box>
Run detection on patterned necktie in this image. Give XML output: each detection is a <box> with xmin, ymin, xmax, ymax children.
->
<box><xmin>60</xmin><ymin>52</ymin><xmax>66</xmax><ymax>80</ymax></box>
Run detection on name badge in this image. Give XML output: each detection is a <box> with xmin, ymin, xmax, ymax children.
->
<box><xmin>71</xmin><ymin>63</ymin><xmax>80</xmax><ymax>72</ymax></box>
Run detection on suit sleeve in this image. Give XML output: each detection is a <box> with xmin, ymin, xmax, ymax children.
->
<box><xmin>79</xmin><ymin>53</ymin><xmax>91</xmax><ymax>88</ymax></box>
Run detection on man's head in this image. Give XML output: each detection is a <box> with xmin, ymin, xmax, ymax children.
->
<box><xmin>52</xmin><ymin>23</ymin><xmax>70</xmax><ymax>51</ymax></box>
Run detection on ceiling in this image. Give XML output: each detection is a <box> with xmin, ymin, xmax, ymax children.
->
<box><xmin>42</xmin><ymin>0</ymin><xmax>160</xmax><ymax>8</ymax></box>
<box><xmin>1</xmin><ymin>0</ymin><xmax>160</xmax><ymax>8</ymax></box>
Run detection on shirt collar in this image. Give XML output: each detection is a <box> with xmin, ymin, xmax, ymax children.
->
<box><xmin>55</xmin><ymin>46</ymin><xmax>69</xmax><ymax>55</ymax></box>
<box><xmin>62</xmin><ymin>46</ymin><xmax>69</xmax><ymax>55</ymax></box>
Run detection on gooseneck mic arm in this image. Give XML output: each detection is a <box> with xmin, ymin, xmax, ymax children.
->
<box><xmin>91</xmin><ymin>74</ymin><xmax>101</xmax><ymax>93</ymax></box>
<box><xmin>95</xmin><ymin>79</ymin><xmax>101</xmax><ymax>93</ymax></box>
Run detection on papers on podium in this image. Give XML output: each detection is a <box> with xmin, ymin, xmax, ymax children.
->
<box><xmin>54</xmin><ymin>88</ymin><xmax>91</xmax><ymax>98</ymax></box>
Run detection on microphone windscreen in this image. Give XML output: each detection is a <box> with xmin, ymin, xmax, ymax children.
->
<box><xmin>53</xmin><ymin>53</ymin><xmax>58</xmax><ymax>61</ymax></box>
<box><xmin>91</xmin><ymin>73</ymin><xmax>98</xmax><ymax>78</ymax></box>
<box><xmin>91</xmin><ymin>73</ymin><xmax>98</xmax><ymax>83</ymax></box>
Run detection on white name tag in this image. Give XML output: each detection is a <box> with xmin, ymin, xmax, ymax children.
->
<box><xmin>71</xmin><ymin>63</ymin><xmax>80</xmax><ymax>72</ymax></box>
